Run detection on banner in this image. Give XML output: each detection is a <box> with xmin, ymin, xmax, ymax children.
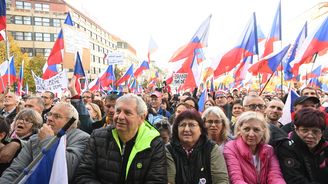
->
<box><xmin>106</xmin><ymin>52</ymin><xmax>124</xmax><ymax>65</ymax></box>
<box><xmin>172</xmin><ymin>73</ymin><xmax>187</xmax><ymax>86</ymax></box>
<box><xmin>32</xmin><ymin>70</ymin><xmax>68</xmax><ymax>93</ymax></box>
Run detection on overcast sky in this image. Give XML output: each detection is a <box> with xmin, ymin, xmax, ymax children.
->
<box><xmin>67</xmin><ymin>0</ymin><xmax>324</xmax><ymax>71</ymax></box>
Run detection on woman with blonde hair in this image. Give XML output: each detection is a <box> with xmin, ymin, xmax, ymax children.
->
<box><xmin>202</xmin><ymin>106</ymin><xmax>231</xmax><ymax>151</ymax></box>
<box><xmin>85</xmin><ymin>103</ymin><xmax>102</xmax><ymax>121</ymax></box>
<box><xmin>223</xmin><ymin>111</ymin><xmax>286</xmax><ymax>184</ymax></box>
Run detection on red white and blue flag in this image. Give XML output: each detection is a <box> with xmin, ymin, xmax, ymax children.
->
<box><xmin>2</xmin><ymin>56</ymin><xmax>16</xmax><ymax>87</ymax></box>
<box><xmin>279</xmin><ymin>90</ymin><xmax>299</xmax><ymax>125</ymax></box>
<box><xmin>134</xmin><ymin>60</ymin><xmax>149</xmax><ymax>78</ymax></box>
<box><xmin>116</xmin><ymin>64</ymin><xmax>134</xmax><ymax>86</ymax></box>
<box><xmin>73</xmin><ymin>52</ymin><xmax>86</xmax><ymax>95</ymax></box>
<box><xmin>214</xmin><ymin>13</ymin><xmax>258</xmax><ymax>77</ymax></box>
<box><xmin>17</xmin><ymin>60</ymin><xmax>24</xmax><ymax>96</ymax></box>
<box><xmin>0</xmin><ymin>0</ymin><xmax>6</xmax><ymax>41</ymax></box>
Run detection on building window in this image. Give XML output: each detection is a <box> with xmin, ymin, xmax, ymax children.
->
<box><xmin>16</xmin><ymin>1</ymin><xmax>23</xmax><ymax>9</ymax></box>
<box><xmin>43</xmin><ymin>33</ymin><xmax>50</xmax><ymax>42</ymax></box>
<box><xmin>42</xmin><ymin>4</ymin><xmax>49</xmax><ymax>12</ymax></box>
<box><xmin>35</xmin><ymin>33</ymin><xmax>43</xmax><ymax>41</ymax></box>
<box><xmin>24</xmin><ymin>32</ymin><xmax>32</xmax><ymax>41</ymax></box>
<box><xmin>98</xmin><ymin>57</ymin><xmax>101</xmax><ymax>63</ymax></box>
<box><xmin>21</xmin><ymin>48</ymin><xmax>33</xmax><ymax>57</ymax></box>
<box><xmin>15</xmin><ymin>32</ymin><xmax>23</xmax><ymax>40</ymax></box>
<box><xmin>43</xmin><ymin>18</ymin><xmax>50</xmax><ymax>26</ymax></box>
<box><xmin>24</xmin><ymin>2</ymin><xmax>31</xmax><ymax>10</ymax></box>
<box><xmin>14</xmin><ymin>16</ymin><xmax>23</xmax><ymax>24</ymax></box>
<box><xmin>34</xmin><ymin>17</ymin><xmax>42</xmax><ymax>26</ymax></box>
<box><xmin>23</xmin><ymin>16</ymin><xmax>31</xmax><ymax>25</ymax></box>
<box><xmin>53</xmin><ymin>19</ymin><xmax>61</xmax><ymax>27</ymax></box>
<box><xmin>45</xmin><ymin>48</ymin><xmax>51</xmax><ymax>57</ymax></box>
<box><xmin>35</xmin><ymin>48</ymin><xmax>44</xmax><ymax>56</ymax></box>
<box><xmin>35</xmin><ymin>3</ymin><xmax>42</xmax><ymax>11</ymax></box>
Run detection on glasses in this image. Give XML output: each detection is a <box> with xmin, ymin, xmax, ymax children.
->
<box><xmin>178</xmin><ymin>123</ymin><xmax>199</xmax><ymax>129</ymax></box>
<box><xmin>298</xmin><ymin>127</ymin><xmax>322</xmax><ymax>136</ymax></box>
<box><xmin>46</xmin><ymin>112</ymin><xmax>67</xmax><ymax>120</ymax></box>
<box><xmin>244</xmin><ymin>104</ymin><xmax>266</xmax><ymax>110</ymax></box>
<box><xmin>16</xmin><ymin>118</ymin><xmax>32</xmax><ymax>124</ymax></box>
<box><xmin>205</xmin><ymin>119</ymin><xmax>223</xmax><ymax>125</ymax></box>
<box><xmin>155</xmin><ymin>122</ymin><xmax>170</xmax><ymax>130</ymax></box>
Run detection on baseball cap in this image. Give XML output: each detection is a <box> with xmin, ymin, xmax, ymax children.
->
<box><xmin>150</xmin><ymin>91</ymin><xmax>162</xmax><ymax>98</ymax></box>
<box><xmin>293</xmin><ymin>96</ymin><xmax>320</xmax><ymax>106</ymax></box>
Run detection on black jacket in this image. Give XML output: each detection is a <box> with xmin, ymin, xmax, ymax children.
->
<box><xmin>276</xmin><ymin>131</ymin><xmax>328</xmax><ymax>184</ymax></box>
<box><xmin>166</xmin><ymin>135</ymin><xmax>215</xmax><ymax>184</ymax></box>
<box><xmin>74</xmin><ymin>123</ymin><xmax>167</xmax><ymax>184</ymax></box>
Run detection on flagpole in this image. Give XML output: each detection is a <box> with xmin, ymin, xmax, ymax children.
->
<box><xmin>259</xmin><ymin>72</ymin><xmax>274</xmax><ymax>96</ymax></box>
<box><xmin>14</xmin><ymin>117</ymin><xmax>76</xmax><ymax>184</ymax></box>
<box><xmin>5</xmin><ymin>30</ymin><xmax>10</xmax><ymax>91</ymax></box>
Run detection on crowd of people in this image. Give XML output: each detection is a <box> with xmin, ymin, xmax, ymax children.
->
<box><xmin>0</xmin><ymin>76</ymin><xmax>326</xmax><ymax>183</ymax></box>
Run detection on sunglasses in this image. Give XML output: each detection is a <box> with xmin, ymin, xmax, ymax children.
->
<box><xmin>154</xmin><ymin>122</ymin><xmax>170</xmax><ymax>130</ymax></box>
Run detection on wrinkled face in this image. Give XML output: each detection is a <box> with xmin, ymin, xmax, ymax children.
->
<box><xmin>239</xmin><ymin>120</ymin><xmax>265</xmax><ymax>150</ymax></box>
<box><xmin>265</xmin><ymin>100</ymin><xmax>284</xmax><ymax>121</ymax></box>
<box><xmin>178</xmin><ymin>119</ymin><xmax>201</xmax><ymax>148</ymax></box>
<box><xmin>302</xmin><ymin>88</ymin><xmax>317</xmax><ymax>97</ymax></box>
<box><xmin>175</xmin><ymin>105</ymin><xmax>188</xmax><ymax>117</ymax></box>
<box><xmin>4</xmin><ymin>92</ymin><xmax>17</xmax><ymax>107</ymax></box>
<box><xmin>14</xmin><ymin>116</ymin><xmax>33</xmax><ymax>137</ymax></box>
<box><xmin>114</xmin><ymin>99</ymin><xmax>144</xmax><ymax>136</ymax></box>
<box><xmin>296</xmin><ymin>126</ymin><xmax>322</xmax><ymax>149</ymax></box>
<box><xmin>104</xmin><ymin>100</ymin><xmax>116</xmax><ymax>122</ymax></box>
<box><xmin>244</xmin><ymin>98</ymin><xmax>266</xmax><ymax>114</ymax></box>
<box><xmin>46</xmin><ymin>104</ymin><xmax>70</xmax><ymax>134</ymax></box>
<box><xmin>215</xmin><ymin>96</ymin><xmax>227</xmax><ymax>107</ymax></box>
<box><xmin>86</xmin><ymin>103</ymin><xmax>97</xmax><ymax>119</ymax></box>
<box><xmin>41</xmin><ymin>92</ymin><xmax>54</xmax><ymax>107</ymax></box>
<box><xmin>25</xmin><ymin>99</ymin><xmax>43</xmax><ymax>114</ymax></box>
<box><xmin>204</xmin><ymin>113</ymin><xmax>223</xmax><ymax>136</ymax></box>
<box><xmin>232</xmin><ymin>104</ymin><xmax>244</xmax><ymax>117</ymax></box>
<box><xmin>82</xmin><ymin>92</ymin><xmax>93</xmax><ymax>104</ymax></box>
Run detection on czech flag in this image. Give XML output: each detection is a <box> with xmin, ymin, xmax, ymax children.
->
<box><xmin>134</xmin><ymin>60</ymin><xmax>149</xmax><ymax>78</ymax></box>
<box><xmin>116</xmin><ymin>64</ymin><xmax>133</xmax><ymax>86</ymax></box>
<box><xmin>214</xmin><ymin>13</ymin><xmax>258</xmax><ymax>78</ymax></box>
<box><xmin>279</xmin><ymin>90</ymin><xmax>299</xmax><ymax>125</ymax></box>
<box><xmin>291</xmin><ymin>16</ymin><xmax>328</xmax><ymax>71</ymax></box>
<box><xmin>2</xmin><ymin>56</ymin><xmax>16</xmax><ymax>86</ymax></box>
<box><xmin>0</xmin><ymin>0</ymin><xmax>6</xmax><ymax>41</ymax></box>
<box><xmin>99</xmin><ymin>64</ymin><xmax>115</xmax><ymax>87</ymax></box>
<box><xmin>17</xmin><ymin>60</ymin><xmax>24</xmax><ymax>96</ymax></box>
<box><xmin>302</xmin><ymin>65</ymin><xmax>321</xmax><ymax>80</ymax></box>
<box><xmin>248</xmin><ymin>44</ymin><xmax>290</xmax><ymax>75</ymax></box>
<box><xmin>73</xmin><ymin>52</ymin><xmax>86</xmax><ymax>95</ymax></box>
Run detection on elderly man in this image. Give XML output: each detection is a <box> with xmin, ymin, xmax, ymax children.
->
<box><xmin>243</xmin><ymin>95</ymin><xmax>287</xmax><ymax>146</ymax></box>
<box><xmin>74</xmin><ymin>94</ymin><xmax>167</xmax><ymax>183</ymax></box>
<box><xmin>0</xmin><ymin>102</ymin><xmax>89</xmax><ymax>183</ymax></box>
<box><xmin>0</xmin><ymin>92</ymin><xmax>19</xmax><ymax>125</ymax></box>
<box><xmin>215</xmin><ymin>90</ymin><xmax>232</xmax><ymax>120</ymax></box>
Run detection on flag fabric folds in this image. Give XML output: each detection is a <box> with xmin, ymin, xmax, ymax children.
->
<box><xmin>42</xmin><ymin>13</ymin><xmax>74</xmax><ymax>79</ymax></box>
<box><xmin>214</xmin><ymin>13</ymin><xmax>258</xmax><ymax>78</ymax></box>
<box><xmin>0</xmin><ymin>0</ymin><xmax>6</xmax><ymax>41</ymax></box>
<box><xmin>292</xmin><ymin>16</ymin><xmax>328</xmax><ymax>72</ymax></box>
<box><xmin>148</xmin><ymin>37</ymin><xmax>158</xmax><ymax>63</ymax></box>
<box><xmin>73</xmin><ymin>52</ymin><xmax>86</xmax><ymax>95</ymax></box>
<box><xmin>248</xmin><ymin>44</ymin><xmax>290</xmax><ymax>75</ymax></box>
<box><xmin>279</xmin><ymin>90</ymin><xmax>299</xmax><ymax>125</ymax></box>
<box><xmin>198</xmin><ymin>90</ymin><xmax>207</xmax><ymax>112</ymax></box>
<box><xmin>17</xmin><ymin>60</ymin><xmax>24</xmax><ymax>96</ymax></box>
<box><xmin>116</xmin><ymin>64</ymin><xmax>134</xmax><ymax>86</ymax></box>
<box><xmin>134</xmin><ymin>60</ymin><xmax>149</xmax><ymax>78</ymax></box>
<box><xmin>302</xmin><ymin>65</ymin><xmax>321</xmax><ymax>80</ymax></box>
<box><xmin>19</xmin><ymin>135</ymin><xmax>68</xmax><ymax>184</ymax></box>
<box><xmin>99</xmin><ymin>64</ymin><xmax>115</xmax><ymax>87</ymax></box>
<box><xmin>2</xmin><ymin>56</ymin><xmax>16</xmax><ymax>87</ymax></box>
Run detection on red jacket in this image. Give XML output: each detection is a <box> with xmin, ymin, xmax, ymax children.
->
<box><xmin>223</xmin><ymin>137</ymin><xmax>286</xmax><ymax>184</ymax></box>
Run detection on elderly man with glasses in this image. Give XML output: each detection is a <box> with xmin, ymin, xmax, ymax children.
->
<box><xmin>0</xmin><ymin>102</ymin><xmax>89</xmax><ymax>183</ymax></box>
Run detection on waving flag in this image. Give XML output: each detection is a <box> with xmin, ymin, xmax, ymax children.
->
<box><xmin>214</xmin><ymin>13</ymin><xmax>258</xmax><ymax>78</ymax></box>
<box><xmin>148</xmin><ymin>37</ymin><xmax>158</xmax><ymax>63</ymax></box>
<box><xmin>249</xmin><ymin>44</ymin><xmax>290</xmax><ymax>75</ymax></box>
<box><xmin>302</xmin><ymin>65</ymin><xmax>321</xmax><ymax>80</ymax></box>
<box><xmin>169</xmin><ymin>15</ymin><xmax>211</xmax><ymax>62</ymax></box>
<box><xmin>88</xmin><ymin>78</ymin><xmax>100</xmax><ymax>91</ymax></box>
<box><xmin>116</xmin><ymin>64</ymin><xmax>134</xmax><ymax>86</ymax></box>
<box><xmin>73</xmin><ymin>52</ymin><xmax>86</xmax><ymax>95</ymax></box>
<box><xmin>279</xmin><ymin>90</ymin><xmax>299</xmax><ymax>125</ymax></box>
<box><xmin>0</xmin><ymin>0</ymin><xmax>6</xmax><ymax>41</ymax></box>
<box><xmin>17</xmin><ymin>60</ymin><xmax>24</xmax><ymax>96</ymax></box>
<box><xmin>261</xmin><ymin>1</ymin><xmax>282</xmax><ymax>58</ymax></box>
<box><xmin>18</xmin><ymin>135</ymin><xmax>68</xmax><ymax>184</ymax></box>
<box><xmin>99</xmin><ymin>64</ymin><xmax>115</xmax><ymax>87</ymax></box>
<box><xmin>284</xmin><ymin>22</ymin><xmax>307</xmax><ymax>80</ymax></box>
<box><xmin>292</xmin><ymin>16</ymin><xmax>328</xmax><ymax>71</ymax></box>
<box><xmin>134</xmin><ymin>60</ymin><xmax>149</xmax><ymax>78</ymax></box>
<box><xmin>42</xmin><ymin>13</ymin><xmax>74</xmax><ymax>79</ymax></box>
<box><xmin>198</xmin><ymin>89</ymin><xmax>207</xmax><ymax>112</ymax></box>
<box><xmin>2</xmin><ymin>56</ymin><xmax>16</xmax><ymax>87</ymax></box>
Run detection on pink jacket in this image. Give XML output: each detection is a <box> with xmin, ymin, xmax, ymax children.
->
<box><xmin>223</xmin><ymin>137</ymin><xmax>286</xmax><ymax>184</ymax></box>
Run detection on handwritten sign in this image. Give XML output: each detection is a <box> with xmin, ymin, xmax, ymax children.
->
<box><xmin>32</xmin><ymin>70</ymin><xmax>68</xmax><ymax>94</ymax></box>
<box><xmin>106</xmin><ymin>52</ymin><xmax>124</xmax><ymax>65</ymax></box>
<box><xmin>173</xmin><ymin>73</ymin><xmax>187</xmax><ymax>86</ymax></box>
